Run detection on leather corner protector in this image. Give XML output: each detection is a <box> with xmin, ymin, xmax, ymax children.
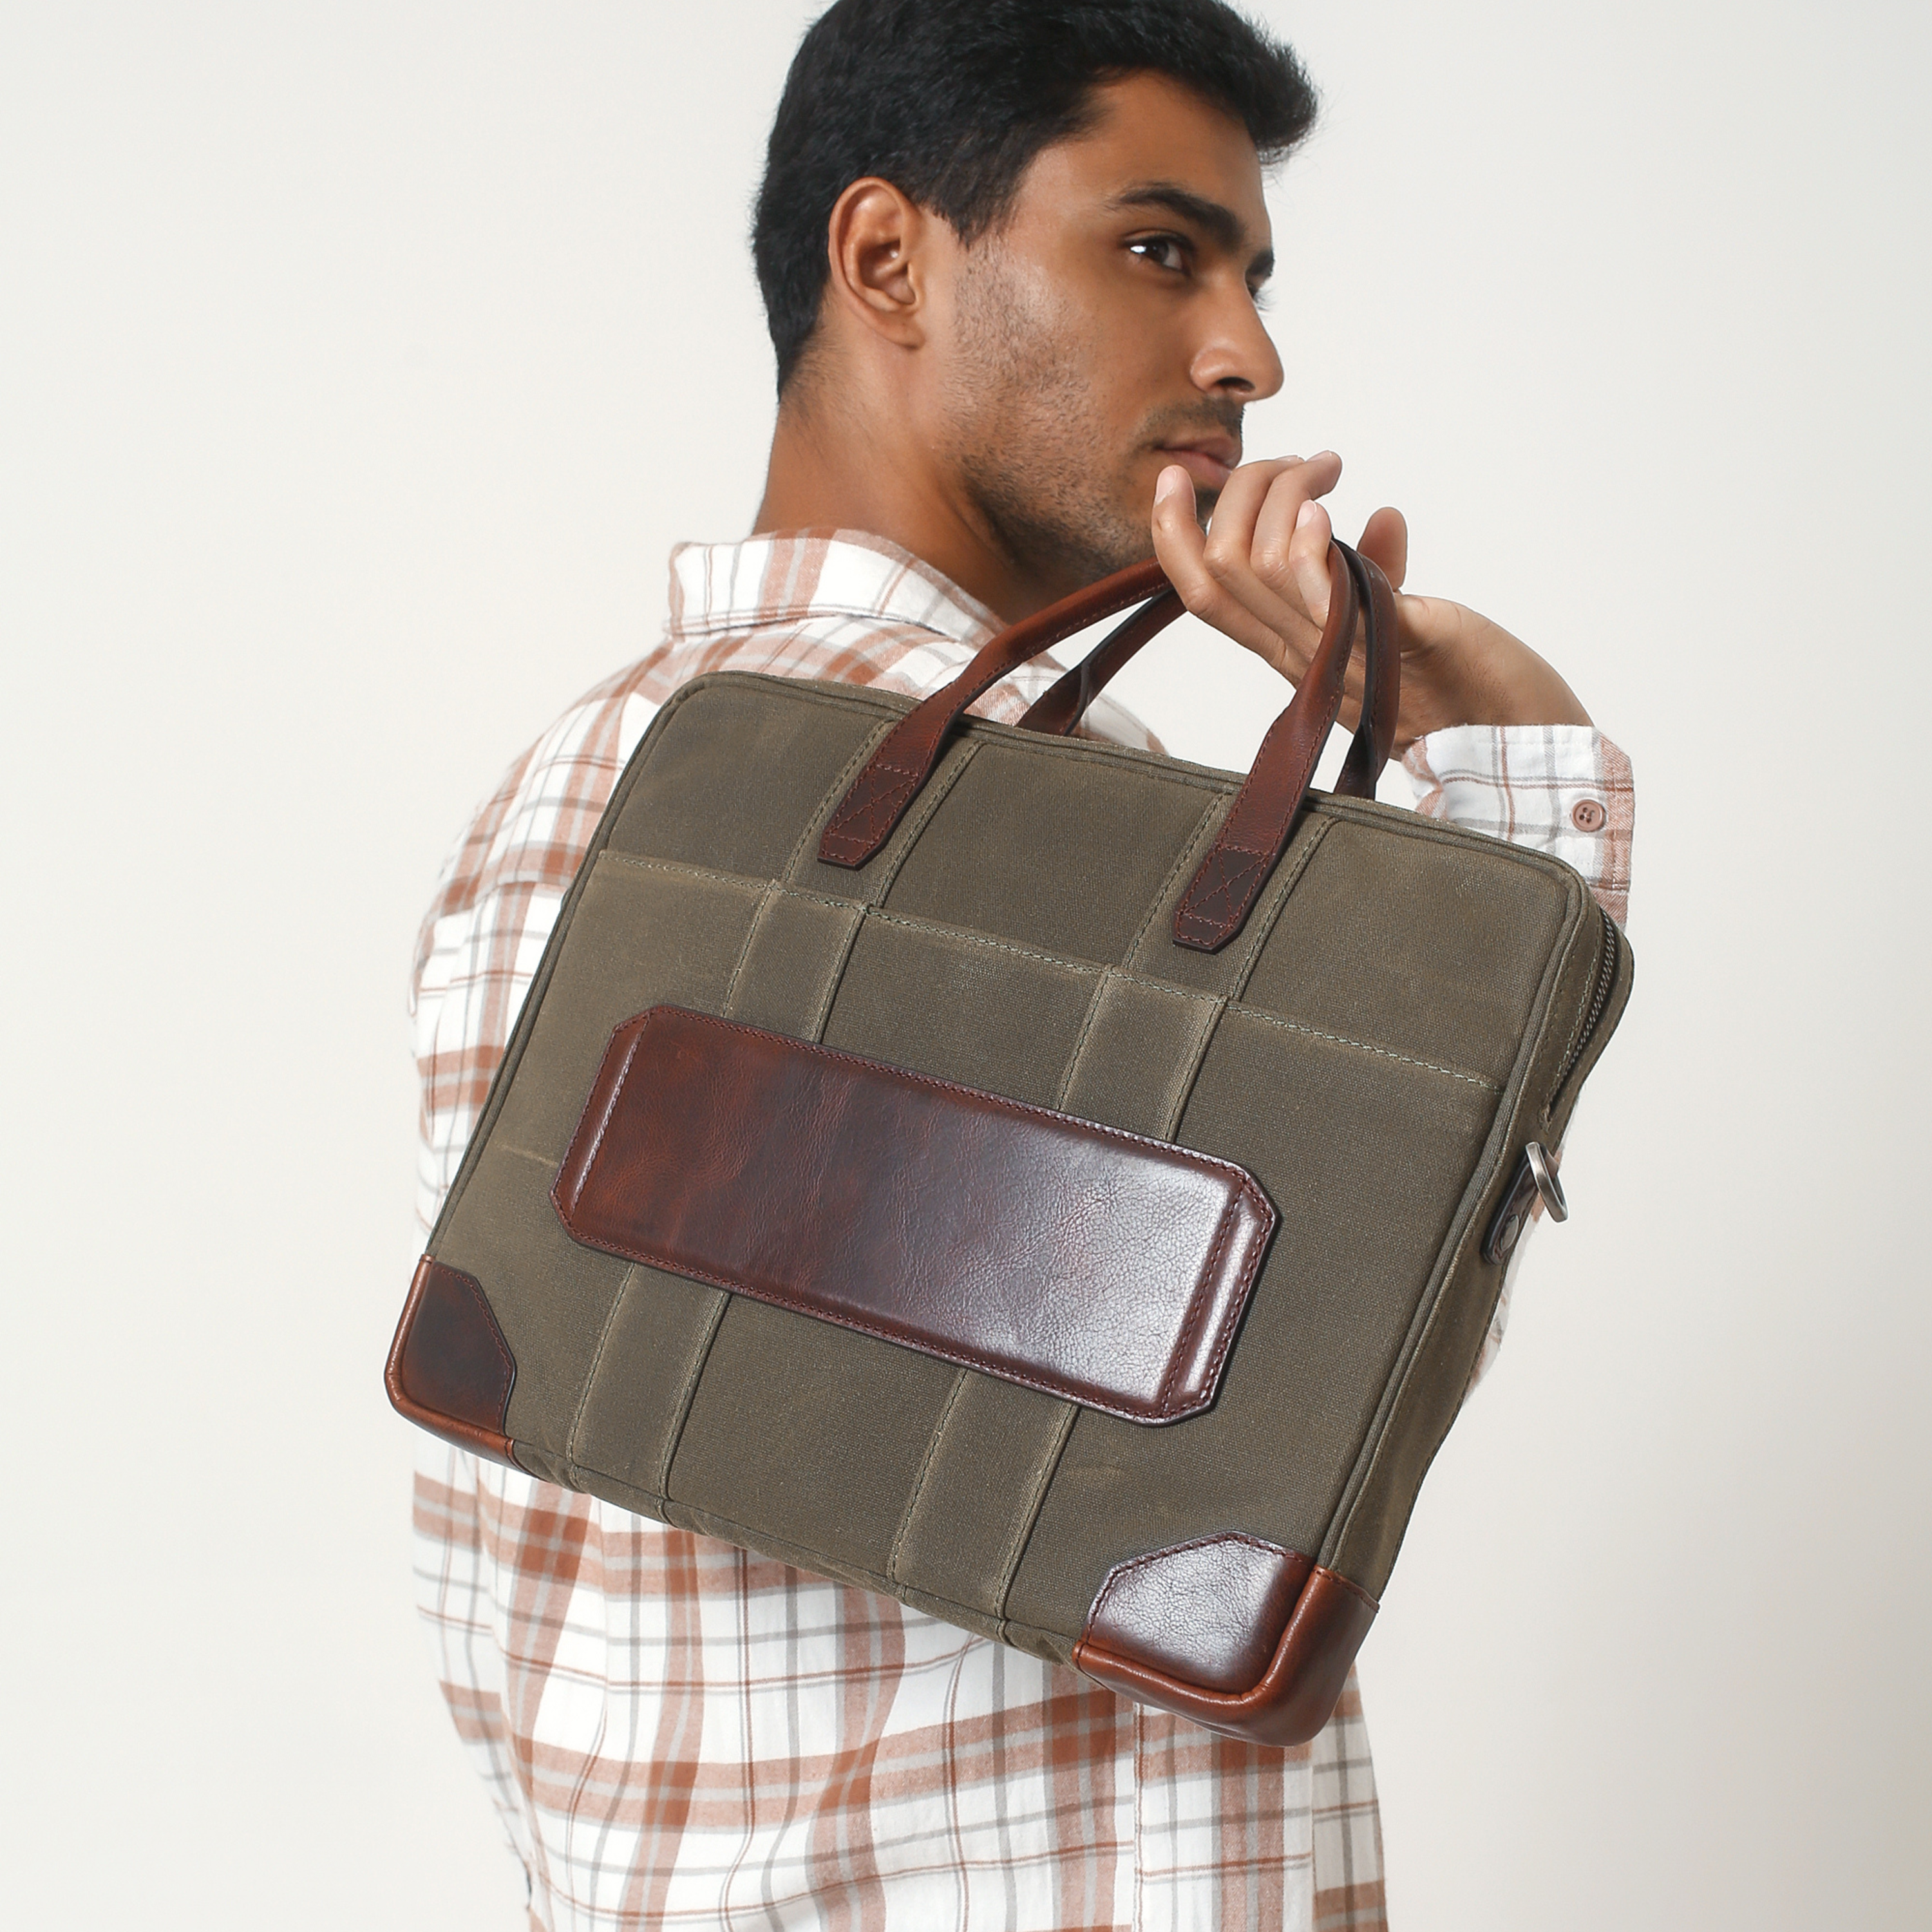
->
<box><xmin>1074</xmin><ymin>1535</ymin><xmax>1377</xmax><ymax>1747</ymax></box>
<box><xmin>386</xmin><ymin>1255</ymin><xmax>520</xmax><ymax>1468</ymax></box>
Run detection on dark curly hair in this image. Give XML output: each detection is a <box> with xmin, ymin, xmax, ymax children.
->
<box><xmin>752</xmin><ymin>0</ymin><xmax>1316</xmax><ymax>390</ymax></box>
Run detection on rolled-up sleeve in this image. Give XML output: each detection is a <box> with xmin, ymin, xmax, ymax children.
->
<box><xmin>1403</xmin><ymin>723</ymin><xmax>1634</xmax><ymax>929</ymax></box>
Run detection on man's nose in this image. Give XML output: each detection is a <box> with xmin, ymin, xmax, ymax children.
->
<box><xmin>1189</xmin><ymin>285</ymin><xmax>1284</xmax><ymax>401</ymax></box>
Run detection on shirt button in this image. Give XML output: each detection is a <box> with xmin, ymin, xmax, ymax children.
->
<box><xmin>1571</xmin><ymin>798</ymin><xmax>1606</xmax><ymax>833</ymax></box>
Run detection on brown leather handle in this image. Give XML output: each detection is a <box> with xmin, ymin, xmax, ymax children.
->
<box><xmin>817</xmin><ymin>558</ymin><xmax>1180</xmax><ymax>869</ymax></box>
<box><xmin>817</xmin><ymin>545</ymin><xmax>1399</xmax><ymax>956</ymax></box>
<box><xmin>1171</xmin><ymin>542</ymin><xmax>1398</xmax><ymax>952</ymax></box>
<box><xmin>1012</xmin><ymin>589</ymin><xmax>1187</xmax><ymax>737</ymax></box>
<box><xmin>1018</xmin><ymin>548</ymin><xmax>1398</xmax><ymax>807</ymax></box>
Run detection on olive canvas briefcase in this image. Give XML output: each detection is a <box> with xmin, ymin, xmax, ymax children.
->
<box><xmin>386</xmin><ymin>542</ymin><xmax>1631</xmax><ymax>1746</ymax></box>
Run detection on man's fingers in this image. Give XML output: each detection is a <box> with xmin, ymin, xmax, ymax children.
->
<box><xmin>1152</xmin><ymin>465</ymin><xmax>1293</xmax><ymax>668</ymax></box>
<box><xmin>1206</xmin><ymin>452</ymin><xmax>1341</xmax><ymax>598</ymax></box>
<box><xmin>1287</xmin><ymin>498</ymin><xmax>1334</xmax><ymax>625</ymax></box>
<box><xmin>1356</xmin><ymin>506</ymin><xmax>1408</xmax><ymax>591</ymax></box>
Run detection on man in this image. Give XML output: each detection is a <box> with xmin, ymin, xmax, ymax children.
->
<box><xmin>410</xmin><ymin>3</ymin><xmax>1634</xmax><ymax>1926</ymax></box>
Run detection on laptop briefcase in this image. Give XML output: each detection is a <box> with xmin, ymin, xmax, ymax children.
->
<box><xmin>386</xmin><ymin>543</ymin><xmax>1631</xmax><ymax>1745</ymax></box>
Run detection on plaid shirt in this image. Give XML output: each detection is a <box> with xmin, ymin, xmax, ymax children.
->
<box><xmin>410</xmin><ymin>529</ymin><xmax>1636</xmax><ymax>1931</ymax></box>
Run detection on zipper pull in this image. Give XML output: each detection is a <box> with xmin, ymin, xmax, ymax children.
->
<box><xmin>1482</xmin><ymin>1142</ymin><xmax>1568</xmax><ymax>1265</ymax></box>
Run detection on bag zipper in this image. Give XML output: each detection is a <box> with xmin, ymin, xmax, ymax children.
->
<box><xmin>1551</xmin><ymin>905</ymin><xmax>1620</xmax><ymax>1103</ymax></box>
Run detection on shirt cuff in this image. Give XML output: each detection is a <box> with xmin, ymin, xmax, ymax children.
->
<box><xmin>1403</xmin><ymin>724</ymin><xmax>1634</xmax><ymax>929</ymax></box>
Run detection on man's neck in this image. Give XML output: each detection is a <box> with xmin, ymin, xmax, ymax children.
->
<box><xmin>752</xmin><ymin>390</ymin><xmax>1052</xmax><ymax>625</ymax></box>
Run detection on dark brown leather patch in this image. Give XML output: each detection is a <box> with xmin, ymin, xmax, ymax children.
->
<box><xmin>385</xmin><ymin>1256</ymin><xmax>519</xmax><ymax>1467</ymax></box>
<box><xmin>551</xmin><ymin>1006</ymin><xmax>1276</xmax><ymax>1425</ymax></box>
<box><xmin>1076</xmin><ymin>1544</ymin><xmax>1378</xmax><ymax>1747</ymax></box>
<box><xmin>1081</xmin><ymin>1533</ymin><xmax>1314</xmax><ymax>1694</ymax></box>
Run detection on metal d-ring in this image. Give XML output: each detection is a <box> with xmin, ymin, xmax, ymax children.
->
<box><xmin>1481</xmin><ymin>1141</ymin><xmax>1570</xmax><ymax>1265</ymax></box>
<box><xmin>1524</xmin><ymin>1142</ymin><xmax>1567</xmax><ymax>1222</ymax></box>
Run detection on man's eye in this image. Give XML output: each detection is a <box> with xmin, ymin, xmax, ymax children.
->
<box><xmin>1128</xmin><ymin>236</ymin><xmax>1188</xmax><ymax>272</ymax></box>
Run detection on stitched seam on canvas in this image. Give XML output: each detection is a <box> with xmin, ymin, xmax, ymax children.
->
<box><xmin>597</xmin><ymin>853</ymin><xmax>880</xmax><ymax>924</ymax></box>
<box><xmin>867</xmin><ymin>909</ymin><xmax>1103</xmax><ymax>976</ymax></box>
<box><xmin>1127</xmin><ymin>795</ymin><xmax>1228</xmax><ymax>966</ymax></box>
<box><xmin>804</xmin><ymin>903</ymin><xmax>870</xmax><ymax>1042</ymax></box>
<box><xmin>564</xmin><ymin>1263</ymin><xmax>637</xmax><ymax>1485</ymax></box>
<box><xmin>1224</xmin><ymin>816</ymin><xmax>1334</xmax><ymax>998</ymax></box>
<box><xmin>1052</xmin><ymin>967</ymin><xmax>1118</xmax><ymax>1110</ymax></box>
<box><xmin>654</xmin><ymin>1292</ymin><xmax>732</xmax><ymax>1501</ymax></box>
<box><xmin>595</xmin><ymin>851</ymin><xmax>776</xmax><ymax>896</ymax></box>
<box><xmin>884</xmin><ymin>1368</ymin><xmax>970</xmax><ymax>1587</ymax></box>
<box><xmin>1226</xmin><ymin>1005</ymin><xmax>1498</xmax><ymax>1090</ymax></box>
<box><xmin>1108</xmin><ymin>969</ymin><xmax>1218</xmax><ymax>1003</ymax></box>
<box><xmin>588</xmin><ymin>853</ymin><xmax>1247</xmax><ymax>994</ymax></box>
<box><xmin>863</xmin><ymin>739</ymin><xmax>982</xmax><ymax>898</ymax></box>
<box><xmin>719</xmin><ymin>881</ymin><xmax>782</xmax><ymax>1018</ymax></box>
<box><xmin>1160</xmin><ymin>999</ymin><xmax>1230</xmax><ymax>1141</ymax></box>
<box><xmin>994</xmin><ymin>1403</ymin><xmax>1079</xmax><ymax>1633</ymax></box>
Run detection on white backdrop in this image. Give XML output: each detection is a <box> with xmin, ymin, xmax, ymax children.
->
<box><xmin>3</xmin><ymin>3</ymin><xmax>1926</xmax><ymax>1926</ymax></box>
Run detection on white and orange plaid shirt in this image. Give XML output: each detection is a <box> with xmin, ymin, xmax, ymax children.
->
<box><xmin>410</xmin><ymin>529</ymin><xmax>1636</xmax><ymax>1931</ymax></box>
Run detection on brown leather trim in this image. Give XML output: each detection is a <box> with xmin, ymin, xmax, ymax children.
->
<box><xmin>385</xmin><ymin>1255</ymin><xmax>520</xmax><ymax>1468</ymax></box>
<box><xmin>551</xmin><ymin>1006</ymin><xmax>1276</xmax><ymax>1425</ymax></box>
<box><xmin>1075</xmin><ymin>1544</ymin><xmax>1378</xmax><ymax>1747</ymax></box>
<box><xmin>1082</xmin><ymin>1533</ymin><xmax>1314</xmax><ymax>1694</ymax></box>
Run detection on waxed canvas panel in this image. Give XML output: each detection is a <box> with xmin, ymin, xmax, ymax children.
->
<box><xmin>421</xmin><ymin>672</ymin><xmax>1618</xmax><ymax>1657</ymax></box>
<box><xmin>603</xmin><ymin>680</ymin><xmax>883</xmax><ymax>880</ymax></box>
<box><xmin>882</xmin><ymin>737</ymin><xmax>1217</xmax><ymax>963</ymax></box>
<box><xmin>886</xmin><ymin>1372</ymin><xmax>1075</xmax><ymax>1617</ymax></box>
<box><xmin>668</xmin><ymin>1293</ymin><xmax>961</xmax><ymax>1574</ymax></box>
<box><xmin>1239</xmin><ymin>815</ymin><xmax>1567</xmax><ymax>1084</ymax></box>
<box><xmin>1001</xmin><ymin>1012</ymin><xmax>1499</xmax><ymax>1639</ymax></box>
<box><xmin>819</xmin><ymin>911</ymin><xmax>1097</xmax><ymax>1109</ymax></box>
<box><xmin>723</xmin><ymin>889</ymin><xmax>863</xmax><ymax>1037</ymax></box>
<box><xmin>571</xmin><ymin>1262</ymin><xmax>729</xmax><ymax>1506</ymax></box>
<box><xmin>1057</xmin><ymin>972</ymin><xmax>1220</xmax><ymax>1136</ymax></box>
<box><xmin>440</xmin><ymin>1141</ymin><xmax>632</xmax><ymax>1441</ymax></box>
<box><xmin>489</xmin><ymin>856</ymin><xmax>764</xmax><ymax>1160</ymax></box>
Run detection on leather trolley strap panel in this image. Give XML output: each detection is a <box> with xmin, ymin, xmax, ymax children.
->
<box><xmin>552</xmin><ymin>1007</ymin><xmax>1277</xmax><ymax>1425</ymax></box>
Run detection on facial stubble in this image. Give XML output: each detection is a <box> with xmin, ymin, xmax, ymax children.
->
<box><xmin>940</xmin><ymin>251</ymin><xmax>1228</xmax><ymax>594</ymax></box>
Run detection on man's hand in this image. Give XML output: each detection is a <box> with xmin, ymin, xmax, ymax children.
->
<box><xmin>1151</xmin><ymin>453</ymin><xmax>1591</xmax><ymax>753</ymax></box>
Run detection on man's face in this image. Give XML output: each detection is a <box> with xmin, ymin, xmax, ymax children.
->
<box><xmin>934</xmin><ymin>72</ymin><xmax>1283</xmax><ymax>592</ymax></box>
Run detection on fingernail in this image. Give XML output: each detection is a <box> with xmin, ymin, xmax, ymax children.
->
<box><xmin>1295</xmin><ymin>500</ymin><xmax>1320</xmax><ymax>529</ymax></box>
<box><xmin>1155</xmin><ymin>466</ymin><xmax>1186</xmax><ymax>506</ymax></box>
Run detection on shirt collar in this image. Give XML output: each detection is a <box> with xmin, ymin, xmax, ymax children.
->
<box><xmin>666</xmin><ymin>529</ymin><xmax>1003</xmax><ymax>649</ymax></box>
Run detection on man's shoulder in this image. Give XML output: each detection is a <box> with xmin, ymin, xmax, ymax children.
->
<box><xmin>418</xmin><ymin>650</ymin><xmax>674</xmax><ymax>944</ymax></box>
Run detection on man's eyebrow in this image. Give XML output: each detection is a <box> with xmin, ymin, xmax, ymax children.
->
<box><xmin>1108</xmin><ymin>182</ymin><xmax>1274</xmax><ymax>279</ymax></box>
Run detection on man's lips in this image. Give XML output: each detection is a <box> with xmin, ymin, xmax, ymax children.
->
<box><xmin>1154</xmin><ymin>437</ymin><xmax>1241</xmax><ymax>493</ymax></box>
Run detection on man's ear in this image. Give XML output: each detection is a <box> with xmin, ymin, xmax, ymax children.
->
<box><xmin>824</xmin><ymin>177</ymin><xmax>940</xmax><ymax>352</ymax></box>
